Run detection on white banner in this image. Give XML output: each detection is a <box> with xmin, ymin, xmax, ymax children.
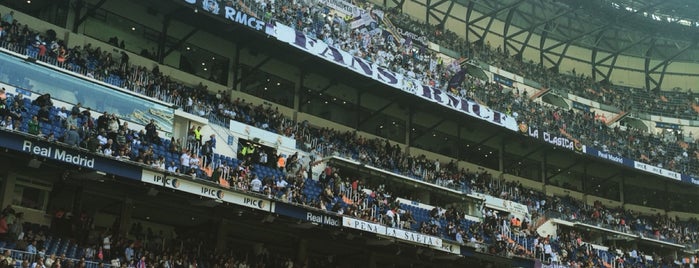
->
<box><xmin>342</xmin><ymin>217</ymin><xmax>442</xmax><ymax>247</ymax></box>
<box><xmin>271</xmin><ymin>22</ymin><xmax>519</xmax><ymax>131</ymax></box>
<box><xmin>318</xmin><ymin>0</ymin><xmax>361</xmax><ymax>17</ymax></box>
<box><xmin>387</xmin><ymin>228</ymin><xmax>442</xmax><ymax>247</ymax></box>
<box><xmin>433</xmin><ymin>240</ymin><xmax>461</xmax><ymax>255</ymax></box>
<box><xmin>229</xmin><ymin>120</ymin><xmax>296</xmax><ymax>149</ymax></box>
<box><xmin>634</xmin><ymin>161</ymin><xmax>681</xmax><ymax>181</ymax></box>
<box><xmin>343</xmin><ymin>216</ymin><xmax>387</xmax><ymax>235</ymax></box>
<box><xmin>473</xmin><ymin>193</ymin><xmax>530</xmax><ymax>220</ymax></box>
<box><xmin>141</xmin><ymin>170</ymin><xmax>274</xmax><ymax>211</ymax></box>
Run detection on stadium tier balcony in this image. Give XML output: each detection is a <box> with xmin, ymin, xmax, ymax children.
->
<box><xmin>2</xmin><ymin>5</ymin><xmax>699</xmax><ymax>267</ymax></box>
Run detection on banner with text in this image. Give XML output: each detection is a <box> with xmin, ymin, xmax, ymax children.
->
<box><xmin>342</xmin><ymin>217</ymin><xmax>442</xmax><ymax>247</ymax></box>
<box><xmin>229</xmin><ymin>120</ymin><xmax>296</xmax><ymax>149</ymax></box>
<box><xmin>527</xmin><ymin>128</ymin><xmax>585</xmax><ymax>152</ymax></box>
<box><xmin>0</xmin><ymin>130</ymin><xmax>141</xmax><ymax>180</ymax></box>
<box><xmin>141</xmin><ymin>170</ymin><xmax>274</xmax><ymax>211</ymax></box>
<box><xmin>471</xmin><ymin>193</ymin><xmax>530</xmax><ymax>220</ymax></box>
<box><xmin>271</xmin><ymin>22</ymin><xmax>518</xmax><ymax>131</ymax></box>
<box><xmin>275</xmin><ymin>202</ymin><xmax>341</xmax><ymax>227</ymax></box>
<box><xmin>317</xmin><ymin>0</ymin><xmax>361</xmax><ymax>17</ymax></box>
<box><xmin>182</xmin><ymin>0</ymin><xmax>266</xmax><ymax>32</ymax></box>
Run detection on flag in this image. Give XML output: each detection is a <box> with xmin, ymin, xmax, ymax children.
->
<box><xmin>447</xmin><ymin>68</ymin><xmax>467</xmax><ymax>91</ymax></box>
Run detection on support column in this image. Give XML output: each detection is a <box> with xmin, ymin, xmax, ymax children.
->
<box><xmin>541</xmin><ymin>152</ymin><xmax>547</xmax><ymax>184</ymax></box>
<box><xmin>157</xmin><ymin>16</ymin><xmax>171</xmax><ymax>64</ymax></box>
<box><xmin>118</xmin><ymin>198</ymin><xmax>133</xmax><ymax>237</ymax></box>
<box><xmin>293</xmin><ymin>70</ymin><xmax>304</xmax><ymax>123</ymax></box>
<box><xmin>367</xmin><ymin>252</ymin><xmax>377</xmax><ymax>268</ymax></box>
<box><xmin>405</xmin><ymin>105</ymin><xmax>413</xmax><ymax>148</ymax></box>
<box><xmin>216</xmin><ymin>219</ymin><xmax>229</xmax><ymax>251</ymax></box>
<box><xmin>0</xmin><ymin>172</ymin><xmax>15</xmax><ymax>209</ymax></box>
<box><xmin>70</xmin><ymin>0</ymin><xmax>85</xmax><ymax>33</ymax></box>
<box><xmin>230</xmin><ymin>45</ymin><xmax>241</xmax><ymax>91</ymax></box>
<box><xmin>296</xmin><ymin>238</ymin><xmax>308</xmax><ymax>264</ymax></box>
<box><xmin>619</xmin><ymin>176</ymin><xmax>625</xmax><ymax>204</ymax></box>
<box><xmin>71</xmin><ymin>186</ymin><xmax>84</xmax><ymax>215</ymax></box>
<box><xmin>498</xmin><ymin>138</ymin><xmax>505</xmax><ymax>172</ymax></box>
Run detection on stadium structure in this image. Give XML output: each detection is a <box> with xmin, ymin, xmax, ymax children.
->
<box><xmin>0</xmin><ymin>0</ymin><xmax>698</xmax><ymax>267</ymax></box>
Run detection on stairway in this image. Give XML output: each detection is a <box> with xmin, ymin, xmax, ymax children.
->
<box><xmin>605</xmin><ymin>111</ymin><xmax>629</xmax><ymax>126</ymax></box>
<box><xmin>529</xmin><ymin>87</ymin><xmax>551</xmax><ymax>100</ymax></box>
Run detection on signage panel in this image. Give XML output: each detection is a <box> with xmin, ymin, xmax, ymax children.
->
<box><xmin>0</xmin><ymin>130</ymin><xmax>141</xmax><ymax>180</ymax></box>
<box><xmin>275</xmin><ymin>203</ymin><xmax>341</xmax><ymax>227</ymax></box>
<box><xmin>141</xmin><ymin>170</ymin><xmax>274</xmax><ymax>211</ymax></box>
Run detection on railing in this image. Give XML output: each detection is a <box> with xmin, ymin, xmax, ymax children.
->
<box><xmin>0</xmin><ymin>247</ymin><xmax>109</xmax><ymax>268</ymax></box>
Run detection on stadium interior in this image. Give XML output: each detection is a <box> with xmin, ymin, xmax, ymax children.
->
<box><xmin>1</xmin><ymin>0</ymin><xmax>699</xmax><ymax>267</ymax></box>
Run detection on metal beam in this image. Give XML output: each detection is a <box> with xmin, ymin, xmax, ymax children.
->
<box><xmin>506</xmin><ymin>8</ymin><xmax>572</xmax><ymax>40</ymax></box>
<box><xmin>648</xmin><ymin>40</ymin><xmax>698</xmax><ymax>73</ymax></box>
<box><xmin>596</xmin><ymin>35</ymin><xmax>653</xmax><ymax>64</ymax></box>
<box><xmin>234</xmin><ymin>56</ymin><xmax>272</xmax><ymax>87</ymax></box>
<box><xmin>590</xmin><ymin>31</ymin><xmax>606</xmax><ymax>81</ymax></box>
<box><xmin>409</xmin><ymin>118</ymin><xmax>447</xmax><ymax>143</ymax></box>
<box><xmin>73</xmin><ymin>0</ymin><xmax>107</xmax><ymax>33</ymax></box>
<box><xmin>157</xmin><ymin>15</ymin><xmax>171</xmax><ymax>64</ymax></box>
<box><xmin>464</xmin><ymin>1</ymin><xmax>476</xmax><ymax>43</ymax></box>
<box><xmin>437</xmin><ymin>0</ymin><xmax>455</xmax><ymax>26</ymax></box>
<box><xmin>162</xmin><ymin>27</ymin><xmax>199</xmax><ymax>59</ymax></box>
<box><xmin>644</xmin><ymin>38</ymin><xmax>656</xmax><ymax>91</ymax></box>
<box><xmin>539</xmin><ymin>22</ymin><xmax>552</xmax><ymax>66</ymax></box>
<box><xmin>470</xmin><ymin>131</ymin><xmax>502</xmax><ymax>149</ymax></box>
<box><xmin>508</xmin><ymin>143</ymin><xmax>546</xmax><ymax>165</ymax></box>
<box><xmin>502</xmin><ymin>7</ymin><xmax>518</xmax><ymax>54</ymax></box>
<box><xmin>546</xmin><ymin>160</ymin><xmax>582</xmax><ymax>180</ymax></box>
<box><xmin>468</xmin><ymin>0</ymin><xmax>524</xmax><ymax>25</ymax></box>
<box><xmin>542</xmin><ymin>0</ymin><xmax>666</xmax><ymax>54</ymax></box>
<box><xmin>389</xmin><ymin>0</ymin><xmax>405</xmax><ymax>9</ymax></box>
<box><xmin>357</xmin><ymin>98</ymin><xmax>396</xmax><ymax>127</ymax></box>
<box><xmin>651</xmin><ymin>40</ymin><xmax>698</xmax><ymax>90</ymax></box>
<box><xmin>554</xmin><ymin>42</ymin><xmax>572</xmax><ymax>69</ymax></box>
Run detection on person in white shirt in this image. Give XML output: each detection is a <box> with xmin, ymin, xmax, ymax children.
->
<box><xmin>543</xmin><ymin>241</ymin><xmax>552</xmax><ymax>262</ymax></box>
<box><xmin>250</xmin><ymin>176</ymin><xmax>262</xmax><ymax>193</ymax></box>
<box><xmin>189</xmin><ymin>153</ymin><xmax>200</xmax><ymax>170</ymax></box>
<box><xmin>275</xmin><ymin>178</ymin><xmax>288</xmax><ymax>191</ymax></box>
<box><xmin>180</xmin><ymin>151</ymin><xmax>191</xmax><ymax>173</ymax></box>
<box><xmin>259</xmin><ymin>151</ymin><xmax>268</xmax><ymax>165</ymax></box>
<box><xmin>167</xmin><ymin>161</ymin><xmax>178</xmax><ymax>173</ymax></box>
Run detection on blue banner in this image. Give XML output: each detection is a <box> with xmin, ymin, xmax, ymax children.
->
<box><xmin>572</xmin><ymin>101</ymin><xmax>591</xmax><ymax>112</ymax></box>
<box><xmin>655</xmin><ymin>122</ymin><xmax>681</xmax><ymax>130</ymax></box>
<box><xmin>275</xmin><ymin>203</ymin><xmax>341</xmax><ymax>227</ymax></box>
<box><xmin>0</xmin><ymin>130</ymin><xmax>141</xmax><ymax>180</ymax></box>
<box><xmin>584</xmin><ymin>147</ymin><xmax>633</xmax><ymax>167</ymax></box>
<box><xmin>181</xmin><ymin>0</ymin><xmax>265</xmax><ymax>32</ymax></box>
<box><xmin>493</xmin><ymin>74</ymin><xmax>514</xmax><ymax>87</ymax></box>
<box><xmin>682</xmin><ymin>174</ymin><xmax>699</xmax><ymax>185</ymax></box>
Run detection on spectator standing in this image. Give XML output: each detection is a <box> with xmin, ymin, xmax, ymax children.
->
<box><xmin>145</xmin><ymin>119</ymin><xmax>157</xmax><ymax>144</ymax></box>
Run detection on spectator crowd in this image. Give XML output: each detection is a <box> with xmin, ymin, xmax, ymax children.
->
<box><xmin>0</xmin><ymin>3</ymin><xmax>699</xmax><ymax>267</ymax></box>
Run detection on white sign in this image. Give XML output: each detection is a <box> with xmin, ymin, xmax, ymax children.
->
<box><xmin>342</xmin><ymin>217</ymin><xmax>443</xmax><ymax>247</ymax></box>
<box><xmin>473</xmin><ymin>193</ymin><xmax>530</xmax><ymax>220</ymax></box>
<box><xmin>634</xmin><ymin>161</ymin><xmax>681</xmax><ymax>181</ymax></box>
<box><xmin>271</xmin><ymin>22</ymin><xmax>519</xmax><ymax>131</ymax></box>
<box><xmin>433</xmin><ymin>240</ymin><xmax>461</xmax><ymax>255</ymax></box>
<box><xmin>22</xmin><ymin>140</ymin><xmax>96</xmax><ymax>168</ymax></box>
<box><xmin>229</xmin><ymin>120</ymin><xmax>296</xmax><ymax>149</ymax></box>
<box><xmin>140</xmin><ymin>170</ymin><xmax>273</xmax><ymax>211</ymax></box>
<box><xmin>343</xmin><ymin>217</ymin><xmax>387</xmax><ymax>235</ymax></box>
<box><xmin>387</xmin><ymin>228</ymin><xmax>442</xmax><ymax>247</ymax></box>
<box><xmin>318</xmin><ymin>0</ymin><xmax>361</xmax><ymax>17</ymax></box>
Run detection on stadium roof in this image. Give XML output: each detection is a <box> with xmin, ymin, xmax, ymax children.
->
<box><xmin>398</xmin><ymin>0</ymin><xmax>699</xmax><ymax>89</ymax></box>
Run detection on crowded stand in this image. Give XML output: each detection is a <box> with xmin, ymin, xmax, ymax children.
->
<box><xmin>0</xmin><ymin>3</ymin><xmax>698</xmax><ymax>268</ymax></box>
<box><xmin>0</xmin><ymin>0</ymin><xmax>698</xmax><ymax>182</ymax></box>
<box><xmin>0</xmin><ymin>205</ymin><xmax>329</xmax><ymax>268</ymax></box>
<box><xmin>0</xmin><ymin>75</ymin><xmax>697</xmax><ymax>267</ymax></box>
